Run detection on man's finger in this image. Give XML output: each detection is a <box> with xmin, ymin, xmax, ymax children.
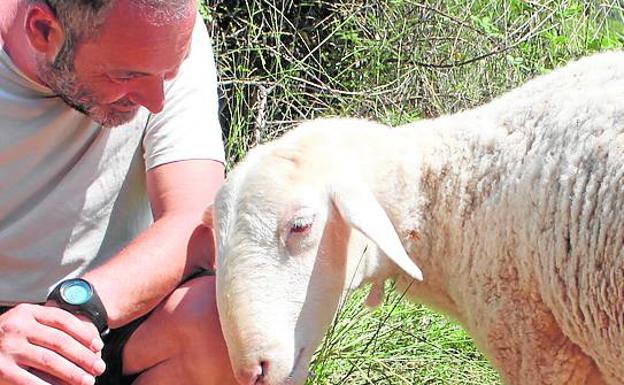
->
<box><xmin>30</xmin><ymin>368</ymin><xmax>73</xmax><ymax>385</ymax></box>
<box><xmin>27</xmin><ymin>324</ymin><xmax>106</xmax><ymax>377</ymax></box>
<box><xmin>33</xmin><ymin>306</ymin><xmax>103</xmax><ymax>352</ymax></box>
<box><xmin>14</xmin><ymin>345</ymin><xmax>96</xmax><ymax>385</ymax></box>
<box><xmin>0</xmin><ymin>358</ymin><xmax>56</xmax><ymax>385</ymax></box>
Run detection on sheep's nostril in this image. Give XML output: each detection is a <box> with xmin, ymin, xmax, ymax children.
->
<box><xmin>236</xmin><ymin>363</ymin><xmax>264</xmax><ymax>385</ymax></box>
<box><xmin>235</xmin><ymin>360</ymin><xmax>271</xmax><ymax>385</ymax></box>
<box><xmin>257</xmin><ymin>360</ymin><xmax>269</xmax><ymax>383</ymax></box>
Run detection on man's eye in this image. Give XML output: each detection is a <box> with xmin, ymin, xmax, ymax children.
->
<box><xmin>110</xmin><ymin>73</ymin><xmax>142</xmax><ymax>83</ymax></box>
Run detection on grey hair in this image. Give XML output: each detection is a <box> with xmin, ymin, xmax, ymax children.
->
<box><xmin>38</xmin><ymin>0</ymin><xmax>195</xmax><ymax>69</ymax></box>
<box><xmin>41</xmin><ymin>0</ymin><xmax>112</xmax><ymax>42</ymax></box>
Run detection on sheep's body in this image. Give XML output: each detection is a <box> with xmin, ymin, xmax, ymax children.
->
<box><xmin>389</xmin><ymin>51</ymin><xmax>624</xmax><ymax>384</ymax></box>
<box><xmin>212</xmin><ymin>51</ymin><xmax>624</xmax><ymax>385</ymax></box>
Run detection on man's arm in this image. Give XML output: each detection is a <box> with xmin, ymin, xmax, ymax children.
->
<box><xmin>81</xmin><ymin>159</ymin><xmax>224</xmax><ymax>328</ymax></box>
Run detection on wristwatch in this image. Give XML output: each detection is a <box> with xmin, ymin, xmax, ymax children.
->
<box><xmin>48</xmin><ymin>278</ymin><xmax>110</xmax><ymax>337</ymax></box>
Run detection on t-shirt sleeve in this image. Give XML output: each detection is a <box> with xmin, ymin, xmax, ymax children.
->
<box><xmin>142</xmin><ymin>14</ymin><xmax>225</xmax><ymax>170</ymax></box>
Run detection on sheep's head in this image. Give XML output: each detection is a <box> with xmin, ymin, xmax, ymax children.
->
<box><xmin>207</xmin><ymin>118</ymin><xmax>423</xmax><ymax>385</ymax></box>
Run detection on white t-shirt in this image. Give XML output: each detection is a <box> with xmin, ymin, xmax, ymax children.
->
<box><xmin>0</xmin><ymin>16</ymin><xmax>225</xmax><ymax>305</ymax></box>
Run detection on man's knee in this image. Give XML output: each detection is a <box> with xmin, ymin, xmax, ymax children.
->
<box><xmin>122</xmin><ymin>275</ymin><xmax>230</xmax><ymax>378</ymax></box>
<box><xmin>163</xmin><ymin>275</ymin><xmax>222</xmax><ymax>341</ymax></box>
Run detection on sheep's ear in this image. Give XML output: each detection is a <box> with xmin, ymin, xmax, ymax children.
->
<box><xmin>365</xmin><ymin>282</ymin><xmax>385</xmax><ymax>309</ymax></box>
<box><xmin>202</xmin><ymin>203</ymin><xmax>214</xmax><ymax>228</ymax></box>
<box><xmin>200</xmin><ymin>203</ymin><xmax>218</xmax><ymax>272</ymax></box>
<box><xmin>331</xmin><ymin>182</ymin><xmax>423</xmax><ymax>281</ymax></box>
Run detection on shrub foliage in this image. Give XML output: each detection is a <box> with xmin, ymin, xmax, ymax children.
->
<box><xmin>202</xmin><ymin>0</ymin><xmax>623</xmax><ymax>162</ymax></box>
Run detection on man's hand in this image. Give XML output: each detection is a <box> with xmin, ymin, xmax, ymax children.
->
<box><xmin>0</xmin><ymin>304</ymin><xmax>106</xmax><ymax>385</ymax></box>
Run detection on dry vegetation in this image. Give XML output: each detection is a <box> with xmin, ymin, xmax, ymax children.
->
<box><xmin>202</xmin><ymin>0</ymin><xmax>623</xmax><ymax>163</ymax></box>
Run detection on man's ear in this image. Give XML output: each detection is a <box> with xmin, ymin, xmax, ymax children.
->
<box><xmin>24</xmin><ymin>2</ymin><xmax>66</xmax><ymax>61</ymax></box>
<box><xmin>365</xmin><ymin>282</ymin><xmax>385</xmax><ymax>309</ymax></box>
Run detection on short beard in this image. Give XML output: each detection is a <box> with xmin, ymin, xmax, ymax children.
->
<box><xmin>37</xmin><ymin>42</ymin><xmax>138</xmax><ymax>128</ymax></box>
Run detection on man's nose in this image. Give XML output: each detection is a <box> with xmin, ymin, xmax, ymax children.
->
<box><xmin>128</xmin><ymin>76</ymin><xmax>165</xmax><ymax>114</ymax></box>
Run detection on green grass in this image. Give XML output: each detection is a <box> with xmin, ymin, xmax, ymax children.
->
<box><xmin>308</xmin><ymin>284</ymin><xmax>501</xmax><ymax>385</ymax></box>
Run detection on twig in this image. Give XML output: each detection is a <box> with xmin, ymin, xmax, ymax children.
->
<box><xmin>254</xmin><ymin>84</ymin><xmax>273</xmax><ymax>144</ymax></box>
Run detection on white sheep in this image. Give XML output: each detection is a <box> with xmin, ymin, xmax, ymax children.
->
<box><xmin>206</xmin><ymin>50</ymin><xmax>624</xmax><ymax>385</ymax></box>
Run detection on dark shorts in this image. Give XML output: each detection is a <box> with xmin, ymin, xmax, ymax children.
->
<box><xmin>0</xmin><ymin>305</ymin><xmax>143</xmax><ymax>385</ymax></box>
<box><xmin>97</xmin><ymin>315</ymin><xmax>147</xmax><ymax>385</ymax></box>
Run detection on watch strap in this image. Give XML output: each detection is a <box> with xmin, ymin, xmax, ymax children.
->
<box><xmin>48</xmin><ymin>278</ymin><xmax>110</xmax><ymax>337</ymax></box>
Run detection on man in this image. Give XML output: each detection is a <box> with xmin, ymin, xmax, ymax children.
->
<box><xmin>0</xmin><ymin>0</ymin><xmax>238</xmax><ymax>384</ymax></box>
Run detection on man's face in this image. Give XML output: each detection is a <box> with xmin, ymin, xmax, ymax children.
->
<box><xmin>39</xmin><ymin>1</ymin><xmax>196</xmax><ymax>128</ymax></box>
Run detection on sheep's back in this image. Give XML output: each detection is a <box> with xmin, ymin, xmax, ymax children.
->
<box><xmin>401</xmin><ymin>51</ymin><xmax>624</xmax><ymax>378</ymax></box>
<box><xmin>490</xmin><ymin>51</ymin><xmax>624</xmax><ymax>380</ymax></box>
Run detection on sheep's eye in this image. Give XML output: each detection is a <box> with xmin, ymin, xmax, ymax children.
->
<box><xmin>290</xmin><ymin>216</ymin><xmax>314</xmax><ymax>234</ymax></box>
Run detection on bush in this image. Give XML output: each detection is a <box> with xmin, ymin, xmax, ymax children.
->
<box><xmin>202</xmin><ymin>0</ymin><xmax>623</xmax><ymax>163</ymax></box>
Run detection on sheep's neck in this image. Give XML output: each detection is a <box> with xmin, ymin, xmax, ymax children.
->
<box><xmin>376</xmin><ymin>116</ymin><xmax>503</xmax><ymax>321</ymax></box>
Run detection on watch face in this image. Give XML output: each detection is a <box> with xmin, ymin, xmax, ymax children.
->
<box><xmin>60</xmin><ymin>280</ymin><xmax>93</xmax><ymax>306</ymax></box>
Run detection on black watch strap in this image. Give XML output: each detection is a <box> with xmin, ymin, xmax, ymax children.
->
<box><xmin>48</xmin><ymin>278</ymin><xmax>110</xmax><ymax>337</ymax></box>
